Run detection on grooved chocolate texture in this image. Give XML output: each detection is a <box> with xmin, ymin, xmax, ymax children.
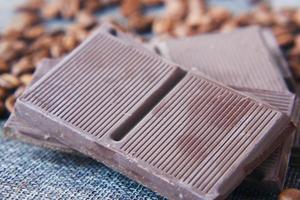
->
<box><xmin>237</xmin><ymin>88</ymin><xmax>296</xmax><ymax>190</ymax></box>
<box><xmin>156</xmin><ymin>26</ymin><xmax>288</xmax><ymax>92</ymax></box>
<box><xmin>151</xmin><ymin>27</ymin><xmax>299</xmax><ymax>190</ymax></box>
<box><xmin>21</xmin><ymin>34</ymin><xmax>184</xmax><ymax>142</ymax></box>
<box><xmin>14</xmin><ymin>28</ymin><xmax>294</xmax><ymax>200</ymax></box>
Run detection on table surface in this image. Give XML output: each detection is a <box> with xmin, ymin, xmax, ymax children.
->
<box><xmin>1</xmin><ymin>1</ymin><xmax>300</xmax><ymax>200</ymax></box>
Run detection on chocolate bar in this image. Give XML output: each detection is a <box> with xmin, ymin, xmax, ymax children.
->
<box><xmin>151</xmin><ymin>27</ymin><xmax>299</xmax><ymax>190</ymax></box>
<box><xmin>14</xmin><ymin>27</ymin><xmax>294</xmax><ymax>200</ymax></box>
<box><xmin>152</xmin><ymin>26</ymin><xmax>289</xmax><ymax>92</ymax></box>
<box><xmin>6</xmin><ymin>59</ymin><xmax>297</xmax><ymax>187</ymax></box>
<box><xmin>235</xmin><ymin>88</ymin><xmax>296</xmax><ymax>190</ymax></box>
<box><xmin>5</xmin><ymin>59</ymin><xmax>298</xmax><ymax>188</ymax></box>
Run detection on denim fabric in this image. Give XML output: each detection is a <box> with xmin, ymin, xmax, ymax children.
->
<box><xmin>0</xmin><ymin>122</ymin><xmax>165</xmax><ymax>200</ymax></box>
<box><xmin>1</xmin><ymin>118</ymin><xmax>299</xmax><ymax>200</ymax></box>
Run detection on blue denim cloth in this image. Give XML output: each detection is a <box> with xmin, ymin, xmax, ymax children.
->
<box><xmin>0</xmin><ymin>122</ymin><xmax>165</xmax><ymax>200</ymax></box>
<box><xmin>0</xmin><ymin>119</ymin><xmax>300</xmax><ymax>200</ymax></box>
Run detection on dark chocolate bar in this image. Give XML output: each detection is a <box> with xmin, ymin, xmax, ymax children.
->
<box><xmin>151</xmin><ymin>27</ymin><xmax>299</xmax><ymax>190</ymax></box>
<box><xmin>152</xmin><ymin>26</ymin><xmax>289</xmax><ymax>92</ymax></box>
<box><xmin>5</xmin><ymin>59</ymin><xmax>298</xmax><ymax>187</ymax></box>
<box><xmin>14</xmin><ymin>27</ymin><xmax>294</xmax><ymax>200</ymax></box>
<box><xmin>6</xmin><ymin>59</ymin><xmax>297</xmax><ymax>189</ymax></box>
<box><xmin>236</xmin><ymin>88</ymin><xmax>296</xmax><ymax>190</ymax></box>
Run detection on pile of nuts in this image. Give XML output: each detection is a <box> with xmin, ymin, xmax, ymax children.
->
<box><xmin>2</xmin><ymin>0</ymin><xmax>300</xmax><ymax>118</ymax></box>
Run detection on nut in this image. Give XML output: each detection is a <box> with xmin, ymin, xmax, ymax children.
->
<box><xmin>62</xmin><ymin>35</ymin><xmax>78</xmax><ymax>52</ymax></box>
<box><xmin>41</xmin><ymin>1</ymin><xmax>61</xmax><ymax>20</ymax></box>
<box><xmin>0</xmin><ymin>101</ymin><xmax>5</xmax><ymax>117</ymax></box>
<box><xmin>23</xmin><ymin>26</ymin><xmax>45</xmax><ymax>40</ymax></box>
<box><xmin>294</xmin><ymin>34</ymin><xmax>300</xmax><ymax>48</ymax></box>
<box><xmin>197</xmin><ymin>15</ymin><xmax>216</xmax><ymax>33</ymax></box>
<box><xmin>20</xmin><ymin>74</ymin><xmax>33</xmax><ymax>86</ymax></box>
<box><xmin>14</xmin><ymin>12</ymin><xmax>40</xmax><ymax>30</ymax></box>
<box><xmin>164</xmin><ymin>0</ymin><xmax>187</xmax><ymax>21</ymax></box>
<box><xmin>272</xmin><ymin>26</ymin><xmax>291</xmax><ymax>37</ymax></box>
<box><xmin>289</xmin><ymin>59</ymin><xmax>300</xmax><ymax>79</ymax></box>
<box><xmin>186</xmin><ymin>0</ymin><xmax>207</xmax><ymax>27</ymax></box>
<box><xmin>101</xmin><ymin>0</ymin><xmax>120</xmax><ymax>6</ymax></box>
<box><xmin>83</xmin><ymin>0</ymin><xmax>102</xmax><ymax>13</ymax></box>
<box><xmin>293</xmin><ymin>9</ymin><xmax>300</xmax><ymax>26</ymax></box>
<box><xmin>141</xmin><ymin>0</ymin><xmax>162</xmax><ymax>6</ymax></box>
<box><xmin>276</xmin><ymin>32</ymin><xmax>294</xmax><ymax>48</ymax></box>
<box><xmin>0</xmin><ymin>59</ymin><xmax>9</xmax><ymax>73</ymax></box>
<box><xmin>128</xmin><ymin>15</ymin><xmax>153</xmax><ymax>33</ymax></box>
<box><xmin>220</xmin><ymin>20</ymin><xmax>238</xmax><ymax>33</ymax></box>
<box><xmin>253</xmin><ymin>5</ymin><xmax>274</xmax><ymax>26</ymax></box>
<box><xmin>76</xmin><ymin>11</ymin><xmax>97</xmax><ymax>29</ymax></box>
<box><xmin>12</xmin><ymin>57</ymin><xmax>34</xmax><ymax>76</ymax></box>
<box><xmin>0</xmin><ymin>74</ymin><xmax>20</xmax><ymax>90</ymax></box>
<box><xmin>32</xmin><ymin>49</ymin><xmax>49</xmax><ymax>66</ymax></box>
<box><xmin>67</xmin><ymin>24</ymin><xmax>90</xmax><ymax>42</ymax></box>
<box><xmin>235</xmin><ymin>12</ymin><xmax>252</xmax><ymax>26</ymax></box>
<box><xmin>288</xmin><ymin>46</ymin><xmax>300</xmax><ymax>60</ymax></box>
<box><xmin>209</xmin><ymin>7</ymin><xmax>231</xmax><ymax>26</ymax></box>
<box><xmin>17</xmin><ymin>0</ymin><xmax>45</xmax><ymax>13</ymax></box>
<box><xmin>153</xmin><ymin>17</ymin><xmax>174</xmax><ymax>35</ymax></box>
<box><xmin>121</xmin><ymin>0</ymin><xmax>142</xmax><ymax>17</ymax></box>
<box><xmin>2</xmin><ymin>28</ymin><xmax>22</xmax><ymax>41</ymax></box>
<box><xmin>50</xmin><ymin>44</ymin><xmax>65</xmax><ymax>58</ymax></box>
<box><xmin>172</xmin><ymin>22</ymin><xmax>192</xmax><ymax>37</ymax></box>
<box><xmin>279</xmin><ymin>188</ymin><xmax>300</xmax><ymax>200</ymax></box>
<box><xmin>0</xmin><ymin>40</ymin><xmax>26</xmax><ymax>62</ymax></box>
<box><xmin>60</xmin><ymin>0</ymin><xmax>81</xmax><ymax>19</ymax></box>
<box><xmin>0</xmin><ymin>88</ymin><xmax>8</xmax><ymax>100</ymax></box>
<box><xmin>274</xmin><ymin>12</ymin><xmax>292</xmax><ymax>27</ymax></box>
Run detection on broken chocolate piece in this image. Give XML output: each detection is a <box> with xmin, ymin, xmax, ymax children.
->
<box><xmin>14</xmin><ymin>28</ymin><xmax>294</xmax><ymax>200</ymax></box>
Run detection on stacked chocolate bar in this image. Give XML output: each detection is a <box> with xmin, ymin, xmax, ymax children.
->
<box><xmin>150</xmin><ymin>26</ymin><xmax>300</xmax><ymax>192</ymax></box>
<box><xmin>4</xmin><ymin>24</ymin><xmax>299</xmax><ymax>200</ymax></box>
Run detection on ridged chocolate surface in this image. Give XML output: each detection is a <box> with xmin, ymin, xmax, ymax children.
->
<box><xmin>160</xmin><ymin>26</ymin><xmax>288</xmax><ymax>92</ymax></box>
<box><xmin>15</xmin><ymin>29</ymin><xmax>294</xmax><ymax>200</ymax></box>
<box><xmin>21</xmin><ymin>31</ymin><xmax>184</xmax><ymax>141</ymax></box>
<box><xmin>237</xmin><ymin>88</ymin><xmax>295</xmax><ymax>189</ymax></box>
<box><xmin>238</xmin><ymin>88</ymin><xmax>295</xmax><ymax>116</ymax></box>
<box><xmin>120</xmin><ymin>74</ymin><xmax>291</xmax><ymax>198</ymax></box>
